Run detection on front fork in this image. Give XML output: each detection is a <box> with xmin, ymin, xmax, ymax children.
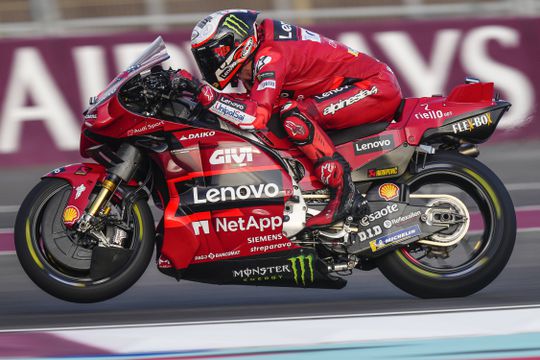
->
<box><xmin>77</xmin><ymin>143</ymin><xmax>142</xmax><ymax>233</ymax></box>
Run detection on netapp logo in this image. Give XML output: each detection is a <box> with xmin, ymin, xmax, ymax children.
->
<box><xmin>192</xmin><ymin>216</ymin><xmax>282</xmax><ymax>235</ymax></box>
<box><xmin>209</xmin><ymin>147</ymin><xmax>254</xmax><ymax>166</ymax></box>
<box><xmin>192</xmin><ymin>183</ymin><xmax>280</xmax><ymax>204</ymax></box>
<box><xmin>353</xmin><ymin>135</ymin><xmax>394</xmax><ymax>155</ymax></box>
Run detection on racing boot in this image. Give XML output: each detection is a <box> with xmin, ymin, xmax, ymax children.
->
<box><xmin>306</xmin><ymin>153</ymin><xmax>369</xmax><ymax>228</ymax></box>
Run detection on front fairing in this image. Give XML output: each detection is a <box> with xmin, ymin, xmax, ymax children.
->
<box><xmin>83</xmin><ymin>36</ymin><xmax>170</xmax><ymax>128</ymax></box>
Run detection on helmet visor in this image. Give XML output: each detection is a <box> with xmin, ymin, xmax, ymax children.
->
<box><xmin>192</xmin><ymin>34</ymin><xmax>235</xmax><ymax>89</ymax></box>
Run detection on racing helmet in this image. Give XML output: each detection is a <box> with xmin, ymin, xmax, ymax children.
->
<box><xmin>191</xmin><ymin>9</ymin><xmax>259</xmax><ymax>89</ymax></box>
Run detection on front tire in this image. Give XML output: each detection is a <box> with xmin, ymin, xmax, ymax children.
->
<box><xmin>377</xmin><ymin>153</ymin><xmax>516</xmax><ymax>298</ymax></box>
<box><xmin>15</xmin><ymin>178</ymin><xmax>155</xmax><ymax>303</ymax></box>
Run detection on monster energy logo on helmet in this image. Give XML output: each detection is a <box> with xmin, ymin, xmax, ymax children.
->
<box><xmin>222</xmin><ymin>14</ymin><xmax>250</xmax><ymax>36</ymax></box>
<box><xmin>288</xmin><ymin>255</ymin><xmax>314</xmax><ymax>286</ymax></box>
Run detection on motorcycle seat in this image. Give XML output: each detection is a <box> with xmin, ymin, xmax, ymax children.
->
<box><xmin>266</xmin><ymin>115</ymin><xmax>389</xmax><ymax>145</ymax></box>
<box><xmin>327</xmin><ymin>121</ymin><xmax>389</xmax><ymax>146</ymax></box>
<box><xmin>265</xmin><ymin>99</ymin><xmax>403</xmax><ymax>146</ymax></box>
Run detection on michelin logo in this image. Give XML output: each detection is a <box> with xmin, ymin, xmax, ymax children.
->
<box><xmin>370</xmin><ymin>225</ymin><xmax>421</xmax><ymax>252</ymax></box>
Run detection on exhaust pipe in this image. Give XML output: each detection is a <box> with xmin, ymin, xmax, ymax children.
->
<box><xmin>458</xmin><ymin>143</ymin><xmax>480</xmax><ymax>157</ymax></box>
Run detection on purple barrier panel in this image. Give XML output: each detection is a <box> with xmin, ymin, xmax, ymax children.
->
<box><xmin>0</xmin><ymin>332</ymin><xmax>112</xmax><ymax>357</ymax></box>
<box><xmin>0</xmin><ymin>18</ymin><xmax>538</xmax><ymax>167</ymax></box>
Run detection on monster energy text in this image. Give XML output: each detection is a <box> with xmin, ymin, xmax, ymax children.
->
<box><xmin>288</xmin><ymin>255</ymin><xmax>314</xmax><ymax>286</ymax></box>
<box><xmin>232</xmin><ymin>264</ymin><xmax>291</xmax><ymax>282</ymax></box>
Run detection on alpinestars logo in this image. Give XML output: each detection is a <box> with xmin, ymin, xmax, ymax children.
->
<box><xmin>74</xmin><ymin>184</ymin><xmax>86</xmax><ymax>200</ymax></box>
<box><xmin>320</xmin><ymin>162</ymin><xmax>336</xmax><ymax>185</ymax></box>
<box><xmin>288</xmin><ymin>255</ymin><xmax>314</xmax><ymax>286</ymax></box>
<box><xmin>209</xmin><ymin>147</ymin><xmax>254</xmax><ymax>166</ymax></box>
<box><xmin>323</xmin><ymin>86</ymin><xmax>378</xmax><ymax>116</ymax></box>
<box><xmin>284</xmin><ymin>120</ymin><xmax>306</xmax><ymax>137</ymax></box>
<box><xmin>255</xmin><ymin>56</ymin><xmax>272</xmax><ymax>75</ymax></box>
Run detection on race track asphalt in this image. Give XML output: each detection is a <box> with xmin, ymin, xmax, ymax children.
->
<box><xmin>0</xmin><ymin>140</ymin><xmax>539</xmax><ymax>330</ymax></box>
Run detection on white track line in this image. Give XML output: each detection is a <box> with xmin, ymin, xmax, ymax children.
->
<box><xmin>2</xmin><ymin>303</ymin><xmax>540</xmax><ymax>333</ymax></box>
<box><xmin>506</xmin><ymin>182</ymin><xmax>540</xmax><ymax>191</ymax></box>
<box><xmin>3</xmin><ymin>305</ymin><xmax>540</xmax><ymax>355</ymax></box>
<box><xmin>0</xmin><ymin>205</ymin><xmax>19</xmax><ymax>213</ymax></box>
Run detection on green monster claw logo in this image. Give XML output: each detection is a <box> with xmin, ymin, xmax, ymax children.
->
<box><xmin>288</xmin><ymin>255</ymin><xmax>314</xmax><ymax>286</ymax></box>
<box><xmin>222</xmin><ymin>15</ymin><xmax>250</xmax><ymax>37</ymax></box>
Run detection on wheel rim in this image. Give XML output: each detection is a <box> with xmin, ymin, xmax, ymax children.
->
<box><xmin>29</xmin><ymin>183</ymin><xmax>144</xmax><ymax>287</ymax></box>
<box><xmin>399</xmin><ymin>168</ymin><xmax>498</xmax><ymax>278</ymax></box>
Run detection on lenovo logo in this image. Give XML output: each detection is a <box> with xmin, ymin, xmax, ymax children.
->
<box><xmin>353</xmin><ymin>135</ymin><xmax>395</xmax><ymax>155</ymax></box>
<box><xmin>192</xmin><ymin>183</ymin><xmax>281</xmax><ymax>205</ymax></box>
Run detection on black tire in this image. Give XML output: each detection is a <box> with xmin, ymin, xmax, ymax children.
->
<box><xmin>377</xmin><ymin>152</ymin><xmax>516</xmax><ymax>298</ymax></box>
<box><xmin>15</xmin><ymin>178</ymin><xmax>155</xmax><ymax>303</ymax></box>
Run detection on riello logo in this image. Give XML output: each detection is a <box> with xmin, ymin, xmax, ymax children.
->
<box><xmin>193</xmin><ymin>183</ymin><xmax>280</xmax><ymax>204</ymax></box>
<box><xmin>209</xmin><ymin>147</ymin><xmax>254</xmax><ymax>166</ymax></box>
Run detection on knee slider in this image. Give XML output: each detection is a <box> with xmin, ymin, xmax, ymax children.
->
<box><xmin>281</xmin><ymin>103</ymin><xmax>315</xmax><ymax>145</ymax></box>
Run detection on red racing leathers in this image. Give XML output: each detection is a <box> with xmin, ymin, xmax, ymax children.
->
<box><xmin>196</xmin><ymin>19</ymin><xmax>402</xmax><ymax>227</ymax></box>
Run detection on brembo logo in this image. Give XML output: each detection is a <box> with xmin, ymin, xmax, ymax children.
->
<box><xmin>353</xmin><ymin>135</ymin><xmax>394</xmax><ymax>155</ymax></box>
<box><xmin>209</xmin><ymin>147</ymin><xmax>254</xmax><ymax>166</ymax></box>
<box><xmin>192</xmin><ymin>183</ymin><xmax>280</xmax><ymax>204</ymax></box>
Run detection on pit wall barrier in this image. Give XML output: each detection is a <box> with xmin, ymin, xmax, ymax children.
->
<box><xmin>0</xmin><ymin>17</ymin><xmax>538</xmax><ymax>167</ymax></box>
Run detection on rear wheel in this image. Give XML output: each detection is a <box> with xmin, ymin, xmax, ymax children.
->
<box><xmin>377</xmin><ymin>153</ymin><xmax>516</xmax><ymax>298</ymax></box>
<box><xmin>15</xmin><ymin>178</ymin><xmax>155</xmax><ymax>303</ymax></box>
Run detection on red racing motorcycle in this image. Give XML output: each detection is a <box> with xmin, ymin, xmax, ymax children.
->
<box><xmin>15</xmin><ymin>37</ymin><xmax>516</xmax><ymax>302</ymax></box>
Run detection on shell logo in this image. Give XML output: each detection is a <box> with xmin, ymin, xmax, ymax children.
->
<box><xmin>378</xmin><ymin>183</ymin><xmax>400</xmax><ymax>201</ymax></box>
<box><xmin>63</xmin><ymin>206</ymin><xmax>80</xmax><ymax>225</ymax></box>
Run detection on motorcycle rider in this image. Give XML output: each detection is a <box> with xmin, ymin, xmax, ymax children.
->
<box><xmin>177</xmin><ymin>9</ymin><xmax>402</xmax><ymax>228</ymax></box>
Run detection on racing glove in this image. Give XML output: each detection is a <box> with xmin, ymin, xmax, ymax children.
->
<box><xmin>170</xmin><ymin>69</ymin><xmax>201</xmax><ymax>95</ymax></box>
<box><xmin>196</xmin><ymin>83</ymin><xmax>268</xmax><ymax>130</ymax></box>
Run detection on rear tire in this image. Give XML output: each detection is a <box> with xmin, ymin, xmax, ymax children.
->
<box><xmin>15</xmin><ymin>178</ymin><xmax>155</xmax><ymax>303</ymax></box>
<box><xmin>377</xmin><ymin>153</ymin><xmax>516</xmax><ymax>298</ymax></box>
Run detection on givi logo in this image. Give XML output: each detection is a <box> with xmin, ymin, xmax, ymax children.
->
<box><xmin>209</xmin><ymin>147</ymin><xmax>254</xmax><ymax>166</ymax></box>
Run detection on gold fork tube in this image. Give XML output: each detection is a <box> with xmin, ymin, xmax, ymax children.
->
<box><xmin>87</xmin><ymin>178</ymin><xmax>120</xmax><ymax>216</ymax></box>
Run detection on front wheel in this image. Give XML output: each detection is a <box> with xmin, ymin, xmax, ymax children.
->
<box><xmin>15</xmin><ymin>178</ymin><xmax>155</xmax><ymax>303</ymax></box>
<box><xmin>377</xmin><ymin>152</ymin><xmax>516</xmax><ymax>298</ymax></box>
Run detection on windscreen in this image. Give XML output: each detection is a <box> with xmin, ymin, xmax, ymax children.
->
<box><xmin>85</xmin><ymin>36</ymin><xmax>170</xmax><ymax>114</ymax></box>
